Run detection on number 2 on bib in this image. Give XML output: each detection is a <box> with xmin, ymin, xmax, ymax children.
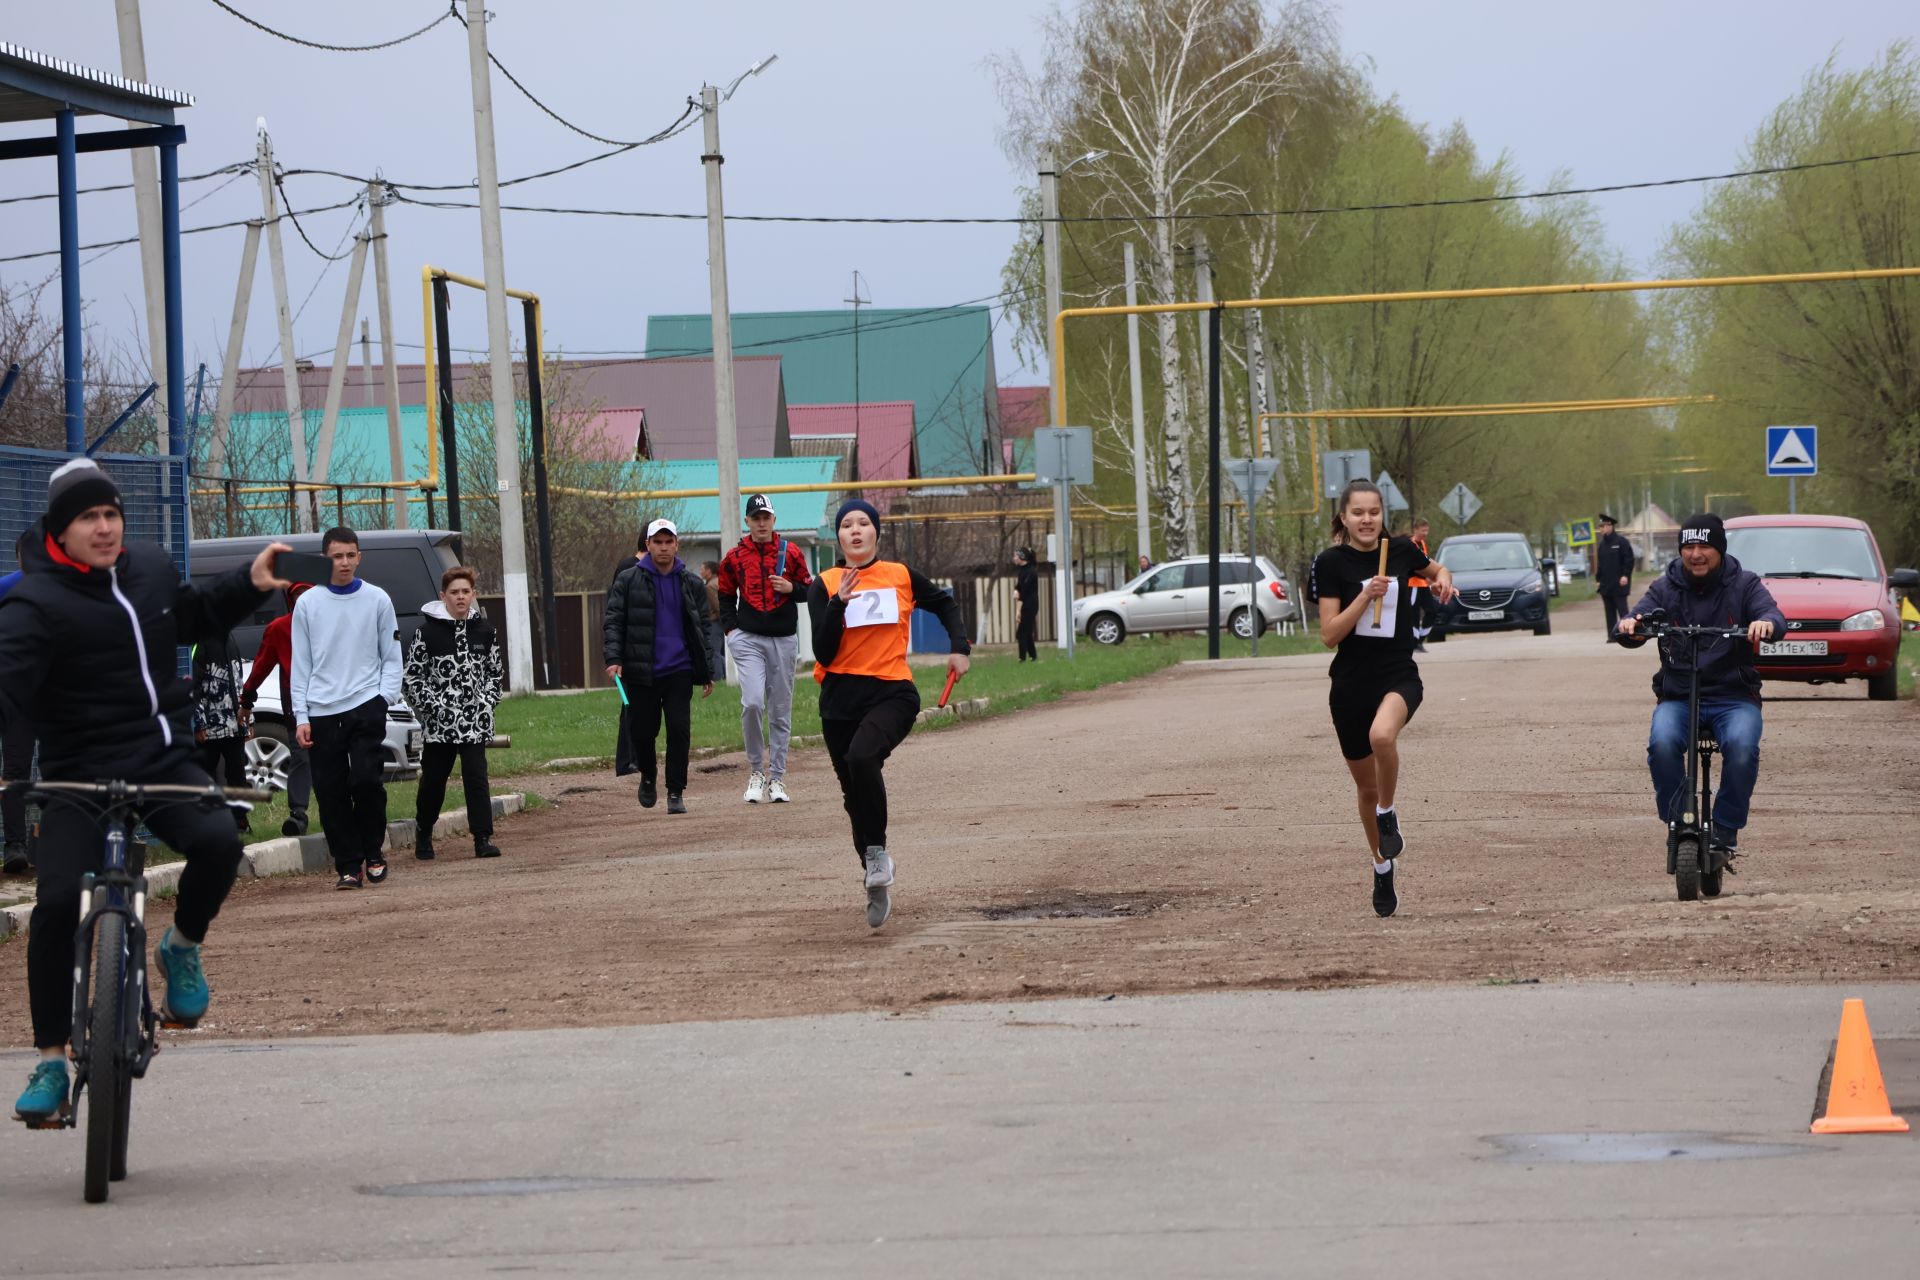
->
<box><xmin>848</xmin><ymin>588</ymin><xmax>902</xmax><ymax>628</ymax></box>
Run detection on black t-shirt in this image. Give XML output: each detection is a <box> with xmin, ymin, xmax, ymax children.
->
<box><xmin>1306</xmin><ymin>536</ymin><xmax>1428</xmax><ymax>684</ymax></box>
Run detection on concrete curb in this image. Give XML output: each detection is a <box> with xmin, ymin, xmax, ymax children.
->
<box><xmin>537</xmin><ymin>702</ymin><xmax>995</xmax><ymax>773</ymax></box>
<box><xmin>0</xmin><ymin>794</ymin><xmax>525</xmax><ymax>943</ymax></box>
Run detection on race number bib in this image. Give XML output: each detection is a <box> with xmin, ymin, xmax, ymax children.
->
<box><xmin>1354</xmin><ymin>577</ymin><xmax>1399</xmax><ymax>638</ymax></box>
<box><xmin>847</xmin><ymin>588</ymin><xmax>902</xmax><ymax>628</ymax></box>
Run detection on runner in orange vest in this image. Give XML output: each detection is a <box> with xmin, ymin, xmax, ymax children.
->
<box><xmin>806</xmin><ymin>498</ymin><xmax>971</xmax><ymax>929</ymax></box>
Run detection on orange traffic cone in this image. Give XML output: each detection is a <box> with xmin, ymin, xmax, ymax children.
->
<box><xmin>1811</xmin><ymin>998</ymin><xmax>1909</xmax><ymax>1134</ymax></box>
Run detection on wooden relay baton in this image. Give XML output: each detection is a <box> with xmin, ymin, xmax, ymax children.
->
<box><xmin>1371</xmin><ymin>539</ymin><xmax>1388</xmax><ymax>627</ymax></box>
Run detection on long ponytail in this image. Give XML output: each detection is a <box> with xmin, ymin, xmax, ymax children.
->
<box><xmin>1331</xmin><ymin>478</ymin><xmax>1384</xmax><ymax>544</ymax></box>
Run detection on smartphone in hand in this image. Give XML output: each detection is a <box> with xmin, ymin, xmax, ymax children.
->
<box><xmin>273</xmin><ymin>551</ymin><xmax>336</xmax><ymax>585</ymax></box>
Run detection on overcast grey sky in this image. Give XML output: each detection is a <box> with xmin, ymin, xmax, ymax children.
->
<box><xmin>1</xmin><ymin>1</ymin><xmax>1911</xmax><ymax>393</ymax></box>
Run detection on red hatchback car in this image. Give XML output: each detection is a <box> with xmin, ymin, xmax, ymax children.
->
<box><xmin>1723</xmin><ymin>515</ymin><xmax>1919</xmax><ymax>701</ymax></box>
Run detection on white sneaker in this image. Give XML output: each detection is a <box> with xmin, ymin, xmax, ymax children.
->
<box><xmin>743</xmin><ymin>771</ymin><xmax>765</xmax><ymax>804</ymax></box>
<box><xmin>767</xmin><ymin>778</ymin><xmax>790</xmax><ymax>803</ymax></box>
<box><xmin>863</xmin><ymin>846</ymin><xmax>894</xmax><ymax>928</ymax></box>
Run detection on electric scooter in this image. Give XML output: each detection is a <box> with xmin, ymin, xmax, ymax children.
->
<box><xmin>1635</xmin><ymin>611</ymin><xmax>1752</xmax><ymax>902</ymax></box>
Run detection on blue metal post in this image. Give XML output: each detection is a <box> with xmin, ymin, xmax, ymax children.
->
<box><xmin>160</xmin><ymin>141</ymin><xmax>186</xmax><ymax>457</ymax></box>
<box><xmin>56</xmin><ymin>110</ymin><xmax>83</xmax><ymax>452</ymax></box>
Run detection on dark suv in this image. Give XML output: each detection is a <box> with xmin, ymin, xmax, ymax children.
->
<box><xmin>190</xmin><ymin>529</ymin><xmax>463</xmax><ymax>783</ymax></box>
<box><xmin>1429</xmin><ymin>532</ymin><xmax>1552</xmax><ymax>638</ymax></box>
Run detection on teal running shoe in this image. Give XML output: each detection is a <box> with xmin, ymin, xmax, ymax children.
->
<box><xmin>14</xmin><ymin>1058</ymin><xmax>69</xmax><ymax>1124</ymax></box>
<box><xmin>155</xmin><ymin>927</ymin><xmax>209</xmax><ymax>1026</ymax></box>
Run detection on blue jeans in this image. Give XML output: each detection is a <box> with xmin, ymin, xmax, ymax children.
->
<box><xmin>1648</xmin><ymin>698</ymin><xmax>1763</xmax><ymax>832</ymax></box>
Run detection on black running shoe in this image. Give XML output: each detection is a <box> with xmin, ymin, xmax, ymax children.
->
<box><xmin>638</xmin><ymin>778</ymin><xmax>657</xmax><ymax>809</ymax></box>
<box><xmin>365</xmin><ymin>858</ymin><xmax>389</xmax><ymax>884</ymax></box>
<box><xmin>282</xmin><ymin>814</ymin><xmax>308</xmax><ymax>838</ymax></box>
<box><xmin>1376</xmin><ymin>809</ymin><xmax>1404</xmax><ymax>860</ymax></box>
<box><xmin>335</xmin><ymin>872</ymin><xmax>362</xmax><ymax>890</ymax></box>
<box><xmin>415</xmin><ymin>840</ymin><xmax>436</xmax><ymax>861</ymax></box>
<box><xmin>473</xmin><ymin>837</ymin><xmax>501</xmax><ymax>858</ymax></box>
<box><xmin>667</xmin><ymin>791</ymin><xmax>687</xmax><ymax>815</ymax></box>
<box><xmin>1372</xmin><ymin>860</ymin><xmax>1398</xmax><ymax>918</ymax></box>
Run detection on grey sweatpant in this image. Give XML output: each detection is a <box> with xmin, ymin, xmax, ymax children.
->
<box><xmin>729</xmin><ymin>631</ymin><xmax>798</xmax><ymax>780</ymax></box>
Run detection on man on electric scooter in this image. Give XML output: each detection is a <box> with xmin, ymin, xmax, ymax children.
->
<box><xmin>1615</xmin><ymin>513</ymin><xmax>1783</xmax><ymax>867</ymax></box>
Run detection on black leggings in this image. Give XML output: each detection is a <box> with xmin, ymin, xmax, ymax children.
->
<box><xmin>823</xmin><ymin>690</ymin><xmax>920</xmax><ymax>862</ymax></box>
<box><xmin>28</xmin><ymin>759</ymin><xmax>244</xmax><ymax>1049</ymax></box>
<box><xmin>416</xmin><ymin>742</ymin><xmax>492</xmax><ymax>840</ymax></box>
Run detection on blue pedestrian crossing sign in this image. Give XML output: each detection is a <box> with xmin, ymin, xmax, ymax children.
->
<box><xmin>1568</xmin><ymin>518</ymin><xmax>1595</xmax><ymax>548</ymax></box>
<box><xmin>1765</xmin><ymin>425</ymin><xmax>1817</xmax><ymax>477</ymax></box>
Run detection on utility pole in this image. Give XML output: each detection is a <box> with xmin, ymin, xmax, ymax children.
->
<box><xmin>465</xmin><ymin>1</ymin><xmax>537</xmax><ymax>695</ymax></box>
<box><xmin>1040</xmin><ymin>149</ymin><xmax>1071</xmax><ymax>653</ymax></box>
<box><xmin>701</xmin><ymin>82</ymin><xmax>745</xmax><ymax>566</ymax></box>
<box><xmin>311</xmin><ymin>225</ymin><xmax>370</xmax><ymax>486</ymax></box>
<box><xmin>208</xmin><ymin>219</ymin><xmax>261</xmax><ymax>481</ymax></box>
<box><xmin>845</xmin><ymin>270</ymin><xmax>868</xmax><ymax>442</ymax></box>
<box><xmin>1124</xmin><ymin>241</ymin><xmax>1150</xmax><ymax>564</ymax></box>
<box><xmin>1193</xmin><ymin>229</ymin><xmax>1222</xmax><ymax>553</ymax></box>
<box><xmin>114</xmin><ymin>0</ymin><xmax>168</xmax><ymax>431</ymax></box>
<box><xmin>367</xmin><ymin>182</ymin><xmax>408</xmax><ymax>529</ymax></box>
<box><xmin>255</xmin><ymin>122</ymin><xmax>312</xmax><ymax>529</ymax></box>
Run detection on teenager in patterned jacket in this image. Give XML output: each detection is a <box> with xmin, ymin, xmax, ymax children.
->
<box><xmin>402</xmin><ymin>565</ymin><xmax>505</xmax><ymax>859</ymax></box>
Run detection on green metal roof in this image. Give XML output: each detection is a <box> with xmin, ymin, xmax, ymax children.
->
<box><xmin>226</xmin><ymin>404</ymin><xmax>433</xmax><ymax>483</ymax></box>
<box><xmin>644</xmin><ymin>308</ymin><xmax>998</xmax><ymax>480</ymax></box>
<box><xmin>635</xmin><ymin>457</ymin><xmax>842</xmax><ymax>536</ymax></box>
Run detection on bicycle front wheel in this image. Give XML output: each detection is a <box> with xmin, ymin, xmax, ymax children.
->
<box><xmin>83</xmin><ymin>914</ymin><xmax>127</xmax><ymax>1204</ymax></box>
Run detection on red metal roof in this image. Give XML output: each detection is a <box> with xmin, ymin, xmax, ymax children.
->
<box><xmin>997</xmin><ymin>386</ymin><xmax>1050</xmax><ymax>440</ymax></box>
<box><xmin>787</xmin><ymin>401</ymin><xmax>916</xmax><ymax>514</ymax></box>
<box><xmin>230</xmin><ymin>356</ymin><xmax>790</xmax><ymax>462</ymax></box>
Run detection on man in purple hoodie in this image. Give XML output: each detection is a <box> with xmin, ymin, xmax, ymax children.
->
<box><xmin>603</xmin><ymin>519</ymin><xmax>715</xmax><ymax>814</ymax></box>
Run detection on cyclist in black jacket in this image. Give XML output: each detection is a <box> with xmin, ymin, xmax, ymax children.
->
<box><xmin>0</xmin><ymin>460</ymin><xmax>288</xmax><ymax>1123</ymax></box>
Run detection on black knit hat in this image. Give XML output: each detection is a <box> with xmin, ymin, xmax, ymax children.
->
<box><xmin>46</xmin><ymin>458</ymin><xmax>123</xmax><ymax>536</ymax></box>
<box><xmin>1678</xmin><ymin>512</ymin><xmax>1727</xmax><ymax>555</ymax></box>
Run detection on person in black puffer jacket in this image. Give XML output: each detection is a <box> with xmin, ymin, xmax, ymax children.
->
<box><xmin>403</xmin><ymin>565</ymin><xmax>505</xmax><ymax>860</ymax></box>
<box><xmin>0</xmin><ymin>460</ymin><xmax>287</xmax><ymax>1121</ymax></box>
<box><xmin>603</xmin><ymin>518</ymin><xmax>714</xmax><ymax>814</ymax></box>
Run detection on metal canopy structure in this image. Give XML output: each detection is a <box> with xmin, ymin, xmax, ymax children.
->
<box><xmin>0</xmin><ymin>42</ymin><xmax>194</xmax><ymax>455</ymax></box>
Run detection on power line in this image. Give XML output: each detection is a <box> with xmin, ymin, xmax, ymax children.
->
<box><xmin>205</xmin><ymin>0</ymin><xmax>457</xmax><ymax>53</ymax></box>
<box><xmin>274</xmin><ymin>173</ymin><xmax>364</xmax><ymax>260</ymax></box>
<box><xmin>0</xmin><ymin>197</ymin><xmax>365</xmax><ymax>265</ymax></box>
<box><xmin>389</xmin><ymin>145</ymin><xmax>1920</xmax><ymax>226</ymax></box>
<box><xmin>0</xmin><ymin>160</ymin><xmax>255</xmax><ymax>207</ymax></box>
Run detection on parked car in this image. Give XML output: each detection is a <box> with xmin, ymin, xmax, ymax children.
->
<box><xmin>1073</xmin><ymin>555</ymin><xmax>1298</xmax><ymax>645</ymax></box>
<box><xmin>242</xmin><ymin>665</ymin><xmax>424</xmax><ymax>787</ymax></box>
<box><xmin>189</xmin><ymin>528</ymin><xmax>463</xmax><ymax>660</ymax></box>
<box><xmin>1724</xmin><ymin>514</ymin><xmax>1918</xmax><ymax>701</ymax></box>
<box><xmin>1428</xmin><ymin>533</ymin><xmax>1552</xmax><ymax>638</ymax></box>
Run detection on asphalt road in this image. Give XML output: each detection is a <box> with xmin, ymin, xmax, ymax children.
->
<box><xmin>0</xmin><ymin>982</ymin><xmax>1914</xmax><ymax>1277</ymax></box>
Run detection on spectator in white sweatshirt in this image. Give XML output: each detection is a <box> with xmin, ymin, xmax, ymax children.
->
<box><xmin>292</xmin><ymin>527</ymin><xmax>403</xmax><ymax>890</ymax></box>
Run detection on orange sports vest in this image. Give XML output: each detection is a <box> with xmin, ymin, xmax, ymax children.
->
<box><xmin>814</xmin><ymin>560</ymin><xmax>916</xmax><ymax>684</ymax></box>
<box><xmin>1408</xmin><ymin>535</ymin><xmax>1430</xmax><ymax>588</ymax></box>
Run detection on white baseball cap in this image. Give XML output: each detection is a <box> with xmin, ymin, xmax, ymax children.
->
<box><xmin>646</xmin><ymin>518</ymin><xmax>678</xmax><ymax>540</ymax></box>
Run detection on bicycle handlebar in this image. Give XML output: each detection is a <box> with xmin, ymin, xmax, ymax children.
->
<box><xmin>1637</xmin><ymin>621</ymin><xmax>1752</xmax><ymax>639</ymax></box>
<box><xmin>2</xmin><ymin>780</ymin><xmax>272</xmax><ymax>805</ymax></box>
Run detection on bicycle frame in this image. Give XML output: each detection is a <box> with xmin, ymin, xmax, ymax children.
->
<box><xmin>65</xmin><ymin>796</ymin><xmax>159</xmax><ymax>1131</ymax></box>
<box><xmin>1640</xmin><ymin>620</ymin><xmax>1749</xmax><ymax>881</ymax></box>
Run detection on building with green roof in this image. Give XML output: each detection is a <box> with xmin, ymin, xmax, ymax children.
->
<box><xmin>645</xmin><ymin>307</ymin><xmax>1003</xmax><ymax>482</ymax></box>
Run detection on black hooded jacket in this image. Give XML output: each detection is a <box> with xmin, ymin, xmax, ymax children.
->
<box><xmin>1617</xmin><ymin>553</ymin><xmax>1785</xmax><ymax>703</ymax></box>
<box><xmin>603</xmin><ymin>558</ymin><xmax>715</xmax><ymax>685</ymax></box>
<box><xmin>0</xmin><ymin>521</ymin><xmax>268</xmax><ymax>779</ymax></box>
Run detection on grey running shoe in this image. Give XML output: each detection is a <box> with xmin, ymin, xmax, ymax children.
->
<box><xmin>1375</xmin><ymin>809</ymin><xmax>1404</xmax><ymax>860</ymax></box>
<box><xmin>1372</xmin><ymin>860</ymin><xmax>1398</xmax><ymax>918</ymax></box>
<box><xmin>667</xmin><ymin>791</ymin><xmax>687</xmax><ymax>815</ymax></box>
<box><xmin>863</xmin><ymin>846</ymin><xmax>894</xmax><ymax>928</ymax></box>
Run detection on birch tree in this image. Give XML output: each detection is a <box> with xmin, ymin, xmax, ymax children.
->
<box><xmin>996</xmin><ymin>0</ymin><xmax>1333</xmax><ymax>556</ymax></box>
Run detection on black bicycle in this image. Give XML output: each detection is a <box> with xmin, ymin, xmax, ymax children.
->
<box><xmin>1635</xmin><ymin>616</ymin><xmax>1752</xmax><ymax>902</ymax></box>
<box><xmin>7</xmin><ymin>779</ymin><xmax>264</xmax><ymax>1204</ymax></box>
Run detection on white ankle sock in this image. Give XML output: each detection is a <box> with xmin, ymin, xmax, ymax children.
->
<box><xmin>1374</xmin><ymin>858</ymin><xmax>1394</xmax><ymax>875</ymax></box>
<box><xmin>1375</xmin><ymin>804</ymin><xmax>1395</xmax><ymax>817</ymax></box>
